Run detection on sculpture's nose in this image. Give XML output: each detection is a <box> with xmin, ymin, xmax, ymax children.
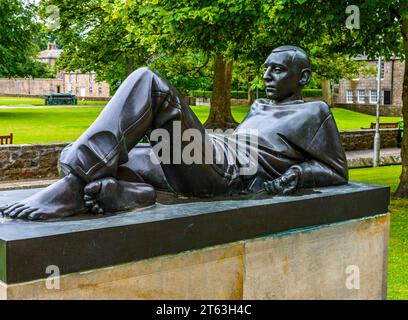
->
<box><xmin>263</xmin><ymin>66</ymin><xmax>273</xmax><ymax>82</ymax></box>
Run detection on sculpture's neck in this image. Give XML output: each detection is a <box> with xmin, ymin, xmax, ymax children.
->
<box><xmin>272</xmin><ymin>91</ymin><xmax>304</xmax><ymax>105</ymax></box>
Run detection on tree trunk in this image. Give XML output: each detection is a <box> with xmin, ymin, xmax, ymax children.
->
<box><xmin>248</xmin><ymin>82</ymin><xmax>256</xmax><ymax>105</ymax></box>
<box><xmin>204</xmin><ymin>55</ymin><xmax>238</xmax><ymax>130</ymax></box>
<box><xmin>395</xmin><ymin>15</ymin><xmax>408</xmax><ymax>197</ymax></box>
<box><xmin>321</xmin><ymin>79</ymin><xmax>332</xmax><ymax>106</ymax></box>
<box><xmin>126</xmin><ymin>56</ymin><xmax>134</xmax><ymax>77</ymax></box>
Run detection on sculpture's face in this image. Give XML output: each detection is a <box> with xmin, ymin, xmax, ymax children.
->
<box><xmin>263</xmin><ymin>51</ymin><xmax>301</xmax><ymax>101</ymax></box>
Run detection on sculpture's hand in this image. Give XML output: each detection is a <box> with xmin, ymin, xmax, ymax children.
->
<box><xmin>264</xmin><ymin>167</ymin><xmax>301</xmax><ymax>195</ymax></box>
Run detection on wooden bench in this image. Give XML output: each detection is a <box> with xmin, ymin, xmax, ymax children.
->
<box><xmin>361</xmin><ymin>122</ymin><xmax>400</xmax><ymax>130</ymax></box>
<box><xmin>0</xmin><ymin>133</ymin><xmax>13</xmax><ymax>145</ymax></box>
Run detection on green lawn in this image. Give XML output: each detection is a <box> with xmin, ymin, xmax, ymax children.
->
<box><xmin>0</xmin><ymin>105</ymin><xmax>249</xmax><ymax>144</ymax></box>
<box><xmin>0</xmin><ymin>102</ymin><xmax>403</xmax><ymax>144</ymax></box>
<box><xmin>332</xmin><ymin>107</ymin><xmax>402</xmax><ymax>131</ymax></box>
<box><xmin>350</xmin><ymin>165</ymin><xmax>407</xmax><ymax>300</ymax></box>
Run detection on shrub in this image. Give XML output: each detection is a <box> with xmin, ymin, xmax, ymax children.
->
<box><xmin>303</xmin><ymin>89</ymin><xmax>323</xmax><ymax>97</ymax></box>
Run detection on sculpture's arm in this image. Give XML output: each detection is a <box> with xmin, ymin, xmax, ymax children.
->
<box><xmin>265</xmin><ymin>111</ymin><xmax>348</xmax><ymax>195</ymax></box>
<box><xmin>264</xmin><ymin>160</ymin><xmax>348</xmax><ymax>195</ymax></box>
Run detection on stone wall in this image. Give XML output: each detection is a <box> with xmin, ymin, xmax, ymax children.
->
<box><xmin>339</xmin><ymin>129</ymin><xmax>400</xmax><ymax>151</ymax></box>
<box><xmin>0</xmin><ymin>78</ymin><xmax>64</xmax><ymax>97</ymax></box>
<box><xmin>336</xmin><ymin>103</ymin><xmax>402</xmax><ymax>117</ymax></box>
<box><xmin>0</xmin><ymin>143</ymin><xmax>68</xmax><ymax>181</ymax></box>
<box><xmin>0</xmin><ymin>75</ymin><xmax>111</xmax><ymax>98</ymax></box>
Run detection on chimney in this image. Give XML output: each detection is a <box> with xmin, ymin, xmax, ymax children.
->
<box><xmin>48</xmin><ymin>41</ymin><xmax>56</xmax><ymax>50</ymax></box>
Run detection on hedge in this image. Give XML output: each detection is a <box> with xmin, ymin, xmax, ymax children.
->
<box><xmin>303</xmin><ymin>89</ymin><xmax>323</xmax><ymax>97</ymax></box>
<box><xmin>190</xmin><ymin>88</ymin><xmax>322</xmax><ymax>99</ymax></box>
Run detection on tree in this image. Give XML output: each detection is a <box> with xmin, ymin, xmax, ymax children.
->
<box><xmin>0</xmin><ymin>0</ymin><xmax>52</xmax><ymax>78</ymax></box>
<box><xmin>112</xmin><ymin>0</ymin><xmax>265</xmax><ymax>129</ymax></box>
<box><xmin>39</xmin><ymin>0</ymin><xmax>152</xmax><ymax>91</ymax></box>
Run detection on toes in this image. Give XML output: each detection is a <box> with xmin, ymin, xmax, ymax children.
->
<box><xmin>3</xmin><ymin>203</ymin><xmax>24</xmax><ymax>216</ymax></box>
<box><xmin>17</xmin><ymin>208</ymin><xmax>37</xmax><ymax>219</ymax></box>
<box><xmin>84</xmin><ymin>181</ymin><xmax>102</xmax><ymax>196</ymax></box>
<box><xmin>27</xmin><ymin>210</ymin><xmax>44</xmax><ymax>221</ymax></box>
<box><xmin>9</xmin><ymin>205</ymin><xmax>29</xmax><ymax>218</ymax></box>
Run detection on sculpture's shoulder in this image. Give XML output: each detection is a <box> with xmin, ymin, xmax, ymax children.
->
<box><xmin>249</xmin><ymin>98</ymin><xmax>269</xmax><ymax>112</ymax></box>
<box><xmin>299</xmin><ymin>100</ymin><xmax>332</xmax><ymax>120</ymax></box>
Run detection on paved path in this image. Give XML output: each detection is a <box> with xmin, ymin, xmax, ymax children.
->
<box><xmin>0</xmin><ymin>148</ymin><xmax>401</xmax><ymax>191</ymax></box>
<box><xmin>346</xmin><ymin>148</ymin><xmax>401</xmax><ymax>168</ymax></box>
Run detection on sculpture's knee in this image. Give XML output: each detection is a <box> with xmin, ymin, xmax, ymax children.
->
<box><xmin>127</xmin><ymin>67</ymin><xmax>154</xmax><ymax>81</ymax></box>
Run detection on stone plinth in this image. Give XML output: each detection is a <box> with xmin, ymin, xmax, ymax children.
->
<box><xmin>0</xmin><ymin>182</ymin><xmax>390</xmax><ymax>300</ymax></box>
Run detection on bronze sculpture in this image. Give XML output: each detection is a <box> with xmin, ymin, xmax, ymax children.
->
<box><xmin>0</xmin><ymin>46</ymin><xmax>348</xmax><ymax>221</ymax></box>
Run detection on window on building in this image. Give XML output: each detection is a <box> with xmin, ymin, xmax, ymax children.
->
<box><xmin>98</xmin><ymin>86</ymin><xmax>103</xmax><ymax>97</ymax></box>
<box><xmin>89</xmin><ymin>86</ymin><xmax>93</xmax><ymax>95</ymax></box>
<box><xmin>69</xmin><ymin>73</ymin><xmax>74</xmax><ymax>83</ymax></box>
<box><xmin>76</xmin><ymin>87</ymin><xmax>80</xmax><ymax>95</ymax></box>
<box><xmin>383</xmin><ymin>90</ymin><xmax>391</xmax><ymax>105</ymax></box>
<box><xmin>89</xmin><ymin>73</ymin><xmax>93</xmax><ymax>84</ymax></box>
<box><xmin>357</xmin><ymin>89</ymin><xmax>365</xmax><ymax>103</ymax></box>
<box><xmin>370</xmin><ymin>90</ymin><xmax>377</xmax><ymax>104</ymax></box>
<box><xmin>381</xmin><ymin>61</ymin><xmax>385</xmax><ymax>79</ymax></box>
<box><xmin>67</xmin><ymin>84</ymin><xmax>72</xmax><ymax>93</ymax></box>
<box><xmin>346</xmin><ymin>89</ymin><xmax>353</xmax><ymax>103</ymax></box>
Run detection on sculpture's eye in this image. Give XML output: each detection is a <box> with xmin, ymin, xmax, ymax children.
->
<box><xmin>273</xmin><ymin>67</ymin><xmax>283</xmax><ymax>73</ymax></box>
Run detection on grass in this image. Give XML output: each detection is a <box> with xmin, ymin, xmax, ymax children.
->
<box><xmin>0</xmin><ymin>99</ymin><xmax>403</xmax><ymax>144</ymax></box>
<box><xmin>0</xmin><ymin>105</ymin><xmax>249</xmax><ymax>144</ymax></box>
<box><xmin>331</xmin><ymin>107</ymin><xmax>402</xmax><ymax>131</ymax></box>
<box><xmin>350</xmin><ymin>165</ymin><xmax>408</xmax><ymax>300</ymax></box>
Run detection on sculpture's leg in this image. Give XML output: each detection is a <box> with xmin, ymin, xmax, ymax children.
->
<box><xmin>1</xmin><ymin>67</ymin><xmax>240</xmax><ymax>220</ymax></box>
<box><xmin>59</xmin><ymin>67</ymin><xmax>240</xmax><ymax>196</ymax></box>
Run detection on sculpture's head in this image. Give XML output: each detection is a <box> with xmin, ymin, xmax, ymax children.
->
<box><xmin>263</xmin><ymin>45</ymin><xmax>311</xmax><ymax>103</ymax></box>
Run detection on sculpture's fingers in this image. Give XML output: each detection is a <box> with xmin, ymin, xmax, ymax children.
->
<box><xmin>264</xmin><ymin>181</ymin><xmax>274</xmax><ymax>194</ymax></box>
<box><xmin>91</xmin><ymin>204</ymin><xmax>102</xmax><ymax>214</ymax></box>
<box><xmin>85</xmin><ymin>200</ymin><xmax>96</xmax><ymax>208</ymax></box>
<box><xmin>283</xmin><ymin>185</ymin><xmax>297</xmax><ymax>195</ymax></box>
<box><xmin>84</xmin><ymin>194</ymin><xmax>93</xmax><ymax>201</ymax></box>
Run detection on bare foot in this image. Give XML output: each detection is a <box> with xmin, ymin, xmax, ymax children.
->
<box><xmin>84</xmin><ymin>177</ymin><xmax>156</xmax><ymax>214</ymax></box>
<box><xmin>0</xmin><ymin>174</ymin><xmax>87</xmax><ymax>221</ymax></box>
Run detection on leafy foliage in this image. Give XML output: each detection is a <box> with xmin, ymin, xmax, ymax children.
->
<box><xmin>0</xmin><ymin>0</ymin><xmax>53</xmax><ymax>78</ymax></box>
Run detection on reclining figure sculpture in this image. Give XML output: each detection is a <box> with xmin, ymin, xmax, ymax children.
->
<box><xmin>0</xmin><ymin>46</ymin><xmax>348</xmax><ymax>221</ymax></box>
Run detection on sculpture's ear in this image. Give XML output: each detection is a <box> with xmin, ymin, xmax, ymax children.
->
<box><xmin>299</xmin><ymin>68</ymin><xmax>311</xmax><ymax>86</ymax></box>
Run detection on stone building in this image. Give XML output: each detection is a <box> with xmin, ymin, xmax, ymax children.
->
<box><xmin>37</xmin><ymin>41</ymin><xmax>62</xmax><ymax>68</ymax></box>
<box><xmin>62</xmin><ymin>72</ymin><xmax>110</xmax><ymax>98</ymax></box>
<box><xmin>335</xmin><ymin>56</ymin><xmax>404</xmax><ymax>116</ymax></box>
<box><xmin>0</xmin><ymin>42</ymin><xmax>110</xmax><ymax>99</ymax></box>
